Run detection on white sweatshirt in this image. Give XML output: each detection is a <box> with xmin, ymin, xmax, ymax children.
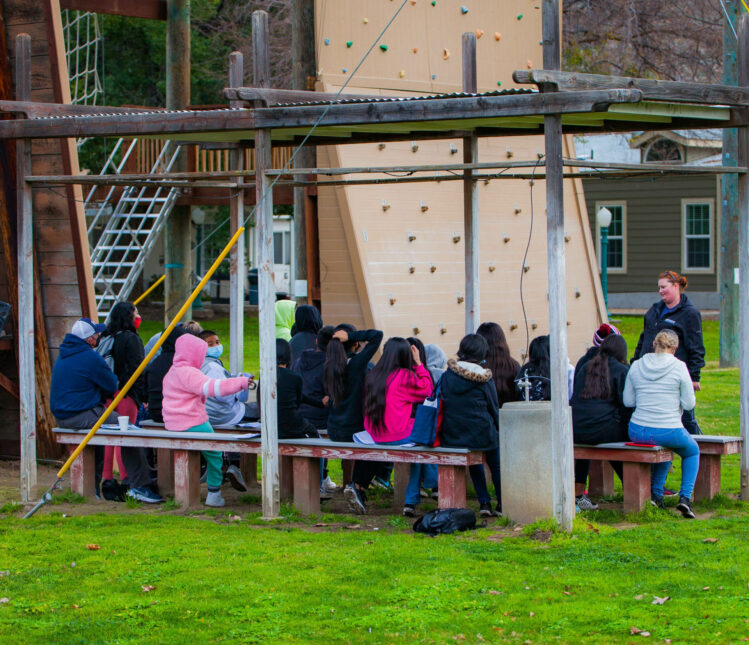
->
<box><xmin>623</xmin><ymin>353</ymin><xmax>696</xmax><ymax>428</ymax></box>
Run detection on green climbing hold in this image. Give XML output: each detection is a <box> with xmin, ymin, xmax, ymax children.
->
<box><xmin>517</xmin><ymin>13</ymin><xmax>523</xmax><ymax>20</ymax></box>
<box><xmin>346</xmin><ymin>41</ymin><xmax>353</xmax><ymax>48</ymax></box>
<box><xmin>497</xmin><ymin>81</ymin><xmax>502</xmax><ymax>87</ymax></box>
<box><xmin>431</xmin><ymin>0</ymin><xmax>436</xmax><ymax>5</ymax></box>
<box><xmin>380</xmin><ymin>44</ymin><xmax>389</xmax><ymax>52</ymax></box>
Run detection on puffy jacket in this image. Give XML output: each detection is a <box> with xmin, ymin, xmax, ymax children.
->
<box><xmin>50</xmin><ymin>334</ymin><xmax>118</xmax><ymax>418</ymax></box>
<box><xmin>633</xmin><ymin>294</ymin><xmax>705</xmax><ymax>382</ymax></box>
<box><xmin>106</xmin><ymin>329</ymin><xmax>146</xmax><ymax>406</ymax></box>
<box><xmin>291</xmin><ymin>348</ymin><xmax>328</xmax><ymax>428</ymax></box>
<box><xmin>571</xmin><ymin>356</ymin><xmax>632</xmax><ymax>439</ymax></box>
<box><xmin>439</xmin><ymin>359</ymin><xmax>499</xmax><ymax>451</ymax></box>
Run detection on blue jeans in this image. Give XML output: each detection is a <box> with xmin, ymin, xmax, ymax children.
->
<box><xmin>628</xmin><ymin>422</ymin><xmax>700</xmax><ymax>499</ymax></box>
<box><xmin>405</xmin><ymin>464</ymin><xmax>438</xmax><ymax>506</ymax></box>
<box><xmin>468</xmin><ymin>445</ymin><xmax>501</xmax><ymax>507</ymax></box>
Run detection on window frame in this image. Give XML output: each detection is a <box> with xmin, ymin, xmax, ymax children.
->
<box><xmin>594</xmin><ymin>200</ymin><xmax>627</xmax><ymax>274</ymax></box>
<box><xmin>681</xmin><ymin>198</ymin><xmax>714</xmax><ymax>274</ymax></box>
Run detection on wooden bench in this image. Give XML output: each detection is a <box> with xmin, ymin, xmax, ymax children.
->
<box><xmin>573</xmin><ymin>443</ymin><xmax>674</xmax><ymax>512</ymax></box>
<box><xmin>54</xmin><ymin>428</ymin><xmax>484</xmax><ymax>514</ymax></box>
<box><xmin>583</xmin><ymin>435</ymin><xmax>743</xmax><ymax>505</ymax></box>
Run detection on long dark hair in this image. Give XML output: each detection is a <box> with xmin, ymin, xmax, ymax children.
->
<box><xmin>364</xmin><ymin>337</ymin><xmax>414</xmax><ymax>435</ymax></box>
<box><xmin>106</xmin><ymin>302</ymin><xmax>136</xmax><ymax>335</ymax></box>
<box><xmin>477</xmin><ymin>322</ymin><xmax>520</xmax><ymax>405</ymax></box>
<box><xmin>323</xmin><ymin>323</ymin><xmax>357</xmax><ymax>407</ymax></box>
<box><xmin>580</xmin><ymin>335</ymin><xmax>628</xmax><ymax>400</ymax></box>
<box><xmin>407</xmin><ymin>337</ymin><xmax>427</xmax><ymax>370</ymax></box>
<box><xmin>519</xmin><ymin>335</ymin><xmax>551</xmax><ymax>399</ymax></box>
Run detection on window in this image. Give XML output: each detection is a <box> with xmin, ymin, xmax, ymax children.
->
<box><xmin>682</xmin><ymin>199</ymin><xmax>713</xmax><ymax>272</ymax></box>
<box><xmin>594</xmin><ymin>202</ymin><xmax>626</xmax><ymax>272</ymax></box>
<box><xmin>273</xmin><ymin>230</ymin><xmax>290</xmax><ymax>264</ymax></box>
<box><xmin>645</xmin><ymin>138</ymin><xmax>682</xmax><ymax>163</ymax></box>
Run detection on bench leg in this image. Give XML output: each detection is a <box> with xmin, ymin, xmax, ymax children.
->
<box><xmin>174</xmin><ymin>450</ymin><xmax>201</xmax><ymax>508</ymax></box>
<box><xmin>393</xmin><ymin>462</ymin><xmax>410</xmax><ymax>509</ymax></box>
<box><xmin>157</xmin><ymin>449</ymin><xmax>174</xmax><ymax>497</ymax></box>
<box><xmin>588</xmin><ymin>461</ymin><xmax>615</xmax><ymax>497</ymax></box>
<box><xmin>240</xmin><ymin>454</ymin><xmax>258</xmax><ymax>487</ymax></box>
<box><xmin>438</xmin><ymin>466</ymin><xmax>466</xmax><ymax>509</ymax></box>
<box><xmin>341</xmin><ymin>459</ymin><xmax>354</xmax><ymax>486</ymax></box>
<box><xmin>694</xmin><ymin>454</ymin><xmax>720</xmax><ymax>501</ymax></box>
<box><xmin>292</xmin><ymin>457</ymin><xmax>320</xmax><ymax>515</ymax></box>
<box><xmin>280</xmin><ymin>455</ymin><xmax>294</xmax><ymax>500</ymax></box>
<box><xmin>69</xmin><ymin>445</ymin><xmax>96</xmax><ymax>499</ymax></box>
<box><xmin>622</xmin><ymin>462</ymin><xmax>651</xmax><ymax>513</ymax></box>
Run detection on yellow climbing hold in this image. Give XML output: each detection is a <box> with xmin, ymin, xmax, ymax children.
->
<box><xmin>363</xmin><ymin>17</ymin><xmax>369</xmax><ymax>24</ymax></box>
<box><xmin>475</xmin><ymin>29</ymin><xmax>484</xmax><ymax>39</ymax></box>
<box><xmin>494</xmin><ymin>32</ymin><xmax>501</xmax><ymax>41</ymax></box>
<box><xmin>399</xmin><ymin>69</ymin><xmax>406</xmax><ymax>78</ymax></box>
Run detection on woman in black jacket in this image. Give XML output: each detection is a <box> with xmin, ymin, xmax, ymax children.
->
<box><xmin>289</xmin><ymin>305</ymin><xmax>323</xmax><ymax>364</ymax></box>
<box><xmin>440</xmin><ymin>334</ymin><xmax>502</xmax><ymax>517</ymax></box>
<box><xmin>632</xmin><ymin>270</ymin><xmax>705</xmax><ymax>434</ymax></box>
<box><xmin>571</xmin><ymin>334</ymin><xmax>632</xmax><ymax>511</ymax></box>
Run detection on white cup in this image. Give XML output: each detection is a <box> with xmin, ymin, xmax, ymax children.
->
<box><xmin>117</xmin><ymin>415</ymin><xmax>129</xmax><ymax>432</ymax></box>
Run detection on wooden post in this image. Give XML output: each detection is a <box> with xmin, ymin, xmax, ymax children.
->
<box><xmin>229</xmin><ymin>52</ymin><xmax>245</xmax><ymax>374</ymax></box>
<box><xmin>542</xmin><ymin>0</ymin><xmax>574</xmax><ymax>530</ymax></box>
<box><xmin>738</xmin><ymin>14</ymin><xmax>749</xmax><ymax>500</ymax></box>
<box><xmin>16</xmin><ymin>34</ymin><xmax>36</xmax><ymax>502</ymax></box>
<box><xmin>254</xmin><ymin>10</ymin><xmax>280</xmax><ymax>519</ymax></box>
<box><xmin>462</xmin><ymin>32</ymin><xmax>479</xmax><ymax>334</ymax></box>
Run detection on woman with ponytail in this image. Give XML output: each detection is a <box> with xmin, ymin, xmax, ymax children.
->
<box><xmin>570</xmin><ymin>334</ymin><xmax>632</xmax><ymax>511</ymax></box>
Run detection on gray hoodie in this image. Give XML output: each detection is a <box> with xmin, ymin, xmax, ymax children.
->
<box><xmin>623</xmin><ymin>353</ymin><xmax>695</xmax><ymax>428</ymax></box>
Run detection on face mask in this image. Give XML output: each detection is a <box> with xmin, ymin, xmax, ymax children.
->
<box><xmin>206</xmin><ymin>344</ymin><xmax>223</xmax><ymax>359</ymax></box>
<box><xmin>133</xmin><ymin>315</ymin><xmax>142</xmax><ymax>330</ymax></box>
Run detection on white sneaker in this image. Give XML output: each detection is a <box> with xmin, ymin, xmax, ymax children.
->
<box><xmin>205</xmin><ymin>490</ymin><xmax>225</xmax><ymax>507</ymax></box>
<box><xmin>575</xmin><ymin>494</ymin><xmax>599</xmax><ymax>511</ymax></box>
<box><xmin>225</xmin><ymin>465</ymin><xmax>248</xmax><ymax>492</ymax></box>
<box><xmin>321</xmin><ymin>475</ymin><xmax>338</xmax><ymax>493</ymax></box>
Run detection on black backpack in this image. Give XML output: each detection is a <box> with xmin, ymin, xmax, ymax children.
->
<box><xmin>412</xmin><ymin>508</ymin><xmax>477</xmax><ymax>536</ymax></box>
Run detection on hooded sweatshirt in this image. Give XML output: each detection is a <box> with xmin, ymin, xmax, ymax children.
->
<box><xmin>439</xmin><ymin>359</ymin><xmax>499</xmax><ymax>450</ymax></box>
<box><xmin>145</xmin><ymin>326</ymin><xmax>188</xmax><ymax>423</ymax></box>
<box><xmin>623</xmin><ymin>352</ymin><xmax>696</xmax><ymax>428</ymax></box>
<box><xmin>364</xmin><ymin>364</ymin><xmax>433</xmax><ymax>443</ymax></box>
<box><xmin>289</xmin><ymin>305</ymin><xmax>323</xmax><ymax>364</ymax></box>
<box><xmin>425</xmin><ymin>344</ymin><xmax>448</xmax><ymax>383</ymax></box>
<box><xmin>201</xmin><ymin>356</ymin><xmax>251</xmax><ymax>426</ymax></box>
<box><xmin>162</xmin><ymin>334</ymin><xmax>249</xmax><ymax>431</ymax></box>
<box><xmin>50</xmin><ymin>334</ymin><xmax>119</xmax><ymax>418</ymax></box>
<box><xmin>291</xmin><ymin>348</ymin><xmax>328</xmax><ymax>428</ymax></box>
<box><xmin>275</xmin><ymin>300</ymin><xmax>296</xmax><ymax>341</ymax></box>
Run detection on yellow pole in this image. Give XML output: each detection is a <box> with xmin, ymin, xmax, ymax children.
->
<box><xmin>55</xmin><ymin>226</ymin><xmax>245</xmax><ymax>480</ymax></box>
<box><xmin>133</xmin><ymin>274</ymin><xmax>165</xmax><ymax>305</ymax></box>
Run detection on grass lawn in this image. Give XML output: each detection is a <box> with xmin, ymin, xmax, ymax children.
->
<box><xmin>0</xmin><ymin>315</ymin><xmax>743</xmax><ymax>642</ymax></box>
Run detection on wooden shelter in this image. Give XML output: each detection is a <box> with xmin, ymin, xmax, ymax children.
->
<box><xmin>2</xmin><ymin>1</ymin><xmax>748</xmax><ymax>528</ymax></box>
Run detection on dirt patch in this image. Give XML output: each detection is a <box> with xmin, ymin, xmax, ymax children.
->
<box><xmin>528</xmin><ymin>529</ymin><xmax>554</xmax><ymax>543</ymax></box>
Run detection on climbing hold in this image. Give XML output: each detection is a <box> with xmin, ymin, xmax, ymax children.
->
<box><xmin>439</xmin><ymin>325</ymin><xmax>447</xmax><ymax>335</ymax></box>
<box><xmin>516</xmin><ymin>13</ymin><xmax>523</xmax><ymax>20</ymax></box>
<box><xmin>420</xmin><ymin>200</ymin><xmax>429</xmax><ymax>212</ymax></box>
<box><xmin>461</xmin><ymin>5</ymin><xmax>468</xmax><ymax>14</ymax></box>
<box><xmin>442</xmin><ymin>48</ymin><xmax>450</xmax><ymax>60</ymax></box>
<box><xmin>514</xmin><ymin>203</ymin><xmax>522</xmax><ymax>214</ymax></box>
<box><xmin>494</xmin><ymin>32</ymin><xmax>501</xmax><ymax>41</ymax></box>
<box><xmin>431</xmin><ymin>74</ymin><xmax>437</xmax><ymax>80</ymax></box>
<box><xmin>526</xmin><ymin>59</ymin><xmax>533</xmax><ymax>69</ymax></box>
<box><xmin>429</xmin><ymin>264</ymin><xmax>437</xmax><ymax>273</ymax></box>
<box><xmin>389</xmin><ymin>296</ymin><xmax>397</xmax><ymax>306</ymax></box>
<box><xmin>411</xmin><ymin>142</ymin><xmax>419</xmax><ymax>153</ymax></box>
<box><xmin>380</xmin><ymin>44</ymin><xmax>388</xmax><ymax>52</ymax></box>
<box><xmin>342</xmin><ymin>68</ymin><xmax>347</xmax><ymax>73</ymax></box>
<box><xmin>531</xmin><ymin>320</ymin><xmax>538</xmax><ymax>330</ymax></box>
<box><xmin>456</xmin><ymin>295</ymin><xmax>464</xmax><ymax>304</ymax></box>
<box><xmin>324</xmin><ymin>38</ymin><xmax>330</xmax><ymax>46</ymax></box>
<box><xmin>412</xmin><ymin>326</ymin><xmax>420</xmax><ymax>335</ymax></box>
<box><xmin>452</xmin><ymin>234</ymin><xmax>461</xmax><ymax>243</ymax></box>
<box><xmin>346</xmin><ymin>40</ymin><xmax>353</xmax><ymax>48</ymax></box>
<box><xmin>506</xmin><ymin>146</ymin><xmax>513</xmax><ymax>158</ymax></box>
<box><xmin>503</xmin><ymin>234</ymin><xmax>510</xmax><ymax>243</ymax></box>
<box><xmin>399</xmin><ymin>69</ymin><xmax>406</xmax><ymax>78</ymax></box>
<box><xmin>413</xmin><ymin>47</ymin><xmax>418</xmax><ymax>54</ymax></box>
<box><xmin>496</xmin><ymin>81</ymin><xmax>502</xmax><ymax>87</ymax></box>
<box><xmin>408</xmin><ymin>232</ymin><xmax>416</xmax><ymax>242</ymax></box>
<box><xmin>378</xmin><ymin>143</ymin><xmax>386</xmax><ymax>150</ymax></box>
<box><xmin>475</xmin><ymin>29</ymin><xmax>484</xmax><ymax>39</ymax></box>
<box><xmin>510</xmin><ymin>321</ymin><xmax>518</xmax><ymax>331</ymax></box>
<box><xmin>574</xmin><ymin>287</ymin><xmax>581</xmax><ymax>299</ymax></box>
<box><xmin>449</xmin><ymin>144</ymin><xmax>458</xmax><ymax>155</ymax></box>
<box><xmin>431</xmin><ymin>0</ymin><xmax>436</xmax><ymax>6</ymax></box>
<box><xmin>523</xmin><ymin>264</ymin><xmax>530</xmax><ymax>273</ymax></box>
<box><xmin>363</xmin><ymin>17</ymin><xmax>369</xmax><ymax>24</ymax></box>
<box><xmin>410</xmin><ymin>0</ymin><xmax>417</xmax><ymax>5</ymax></box>
<box><xmin>408</xmin><ymin>263</ymin><xmax>415</xmax><ymax>274</ymax></box>
<box><xmin>488</xmin><ymin>263</ymin><xmax>496</xmax><ymax>272</ymax></box>
<box><xmin>564</xmin><ymin>234</ymin><xmax>571</xmax><ymax>243</ymax></box>
<box><xmin>382</xmin><ymin>199</ymin><xmax>391</xmax><ymax>211</ymax></box>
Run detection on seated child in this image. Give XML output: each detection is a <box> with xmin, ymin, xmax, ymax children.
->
<box><xmin>274</xmin><ymin>338</ymin><xmax>321</xmax><ymax>440</ymax></box>
<box><xmin>162</xmin><ymin>333</ymin><xmax>250</xmax><ymax>507</ymax></box>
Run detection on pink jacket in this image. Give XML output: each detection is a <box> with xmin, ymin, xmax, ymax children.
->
<box><xmin>162</xmin><ymin>334</ymin><xmax>249</xmax><ymax>431</ymax></box>
<box><xmin>364</xmin><ymin>364</ymin><xmax>433</xmax><ymax>442</ymax></box>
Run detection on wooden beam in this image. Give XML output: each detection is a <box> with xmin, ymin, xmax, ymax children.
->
<box><xmin>15</xmin><ymin>34</ymin><xmax>36</xmax><ymax>502</ymax></box>
<box><xmin>229</xmin><ymin>52</ymin><xmax>245</xmax><ymax>374</ymax></box>
<box><xmin>0</xmin><ymin>99</ymin><xmax>161</xmax><ymax>118</ymax></box>
<box><xmin>225</xmin><ymin>87</ymin><xmax>385</xmax><ymax>105</ymax></box>
<box><xmin>59</xmin><ymin>0</ymin><xmax>167</xmax><ymax>20</ymax></box>
<box><xmin>254</xmin><ymin>10</ymin><xmax>279</xmax><ymax>520</ymax></box>
<box><xmin>514</xmin><ymin>69</ymin><xmax>749</xmax><ymax>106</ymax></box>
<box><xmin>462</xmin><ymin>32</ymin><xmax>479</xmax><ymax>334</ymax></box>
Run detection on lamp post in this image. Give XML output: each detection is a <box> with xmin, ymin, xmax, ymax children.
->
<box><xmin>597</xmin><ymin>207</ymin><xmax>612</xmax><ymax>313</ymax></box>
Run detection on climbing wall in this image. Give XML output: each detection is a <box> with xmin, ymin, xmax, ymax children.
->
<box><xmin>315</xmin><ymin>0</ymin><xmax>606</xmax><ymax>361</ymax></box>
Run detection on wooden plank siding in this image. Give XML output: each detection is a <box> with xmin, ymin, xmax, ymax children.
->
<box><xmin>581</xmin><ymin>173</ymin><xmax>719</xmax><ymax>294</ymax></box>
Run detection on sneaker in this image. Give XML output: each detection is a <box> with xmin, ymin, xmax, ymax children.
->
<box><xmin>650</xmin><ymin>494</ymin><xmax>666</xmax><ymax>509</ymax></box>
<box><xmin>663</xmin><ymin>487</ymin><xmax>678</xmax><ymax>497</ymax></box>
<box><xmin>319</xmin><ymin>486</ymin><xmax>332</xmax><ymax>501</ymax></box>
<box><xmin>225</xmin><ymin>465</ymin><xmax>248</xmax><ymax>492</ymax></box>
<box><xmin>344</xmin><ymin>483</ymin><xmax>367</xmax><ymax>514</ymax></box>
<box><xmin>676</xmin><ymin>495</ymin><xmax>696</xmax><ymax>519</ymax></box>
<box><xmin>321</xmin><ymin>475</ymin><xmax>338</xmax><ymax>493</ymax></box>
<box><xmin>494</xmin><ymin>503</ymin><xmax>502</xmax><ymax>517</ymax></box>
<box><xmin>371</xmin><ymin>476</ymin><xmax>392</xmax><ymax>490</ymax></box>
<box><xmin>420</xmin><ymin>487</ymin><xmax>439</xmax><ymax>500</ymax></box>
<box><xmin>127</xmin><ymin>487</ymin><xmax>164</xmax><ymax>504</ymax></box>
<box><xmin>479</xmin><ymin>502</ymin><xmax>494</xmax><ymax>517</ymax></box>
<box><xmin>205</xmin><ymin>490</ymin><xmax>225</xmax><ymax>507</ymax></box>
<box><xmin>403</xmin><ymin>504</ymin><xmax>417</xmax><ymax>517</ymax></box>
<box><xmin>575</xmin><ymin>503</ymin><xmax>581</xmax><ymax>514</ymax></box>
<box><xmin>575</xmin><ymin>494</ymin><xmax>599</xmax><ymax>511</ymax></box>
<box><xmin>101</xmin><ymin>478</ymin><xmax>127</xmax><ymax>502</ymax></box>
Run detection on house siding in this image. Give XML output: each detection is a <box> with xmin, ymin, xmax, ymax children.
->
<box><xmin>581</xmin><ymin>174</ymin><xmax>718</xmax><ymax>293</ymax></box>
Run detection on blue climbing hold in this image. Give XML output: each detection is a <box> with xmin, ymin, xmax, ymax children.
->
<box><xmin>324</xmin><ymin>38</ymin><xmax>330</xmax><ymax>45</ymax></box>
<box><xmin>431</xmin><ymin>74</ymin><xmax>437</xmax><ymax>80</ymax></box>
<box><xmin>461</xmin><ymin>5</ymin><xmax>468</xmax><ymax>14</ymax></box>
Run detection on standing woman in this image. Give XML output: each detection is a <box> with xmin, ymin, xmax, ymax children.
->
<box><xmin>103</xmin><ymin>302</ymin><xmax>161</xmax><ymax>503</ymax></box>
<box><xmin>632</xmin><ymin>270</ymin><xmax>705</xmax><ymax>434</ymax></box>
<box><xmin>624</xmin><ymin>330</ymin><xmax>698</xmax><ymax>518</ymax></box>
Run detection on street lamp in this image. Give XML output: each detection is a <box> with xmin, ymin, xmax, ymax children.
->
<box><xmin>597</xmin><ymin>206</ymin><xmax>612</xmax><ymax>312</ymax></box>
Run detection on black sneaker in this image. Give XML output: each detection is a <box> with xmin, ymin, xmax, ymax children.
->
<box><xmin>676</xmin><ymin>495</ymin><xmax>696</xmax><ymax>519</ymax></box>
<box><xmin>402</xmin><ymin>505</ymin><xmax>416</xmax><ymax>517</ymax></box>
<box><xmin>479</xmin><ymin>502</ymin><xmax>493</xmax><ymax>517</ymax></box>
<box><xmin>650</xmin><ymin>494</ymin><xmax>666</xmax><ymax>509</ymax></box>
<box><xmin>344</xmin><ymin>483</ymin><xmax>367</xmax><ymax>514</ymax></box>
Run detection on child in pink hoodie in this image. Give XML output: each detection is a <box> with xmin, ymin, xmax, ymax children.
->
<box><xmin>162</xmin><ymin>333</ymin><xmax>249</xmax><ymax>507</ymax></box>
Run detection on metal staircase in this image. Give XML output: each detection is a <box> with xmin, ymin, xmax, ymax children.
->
<box><xmin>86</xmin><ymin>139</ymin><xmax>182</xmax><ymax>317</ymax></box>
